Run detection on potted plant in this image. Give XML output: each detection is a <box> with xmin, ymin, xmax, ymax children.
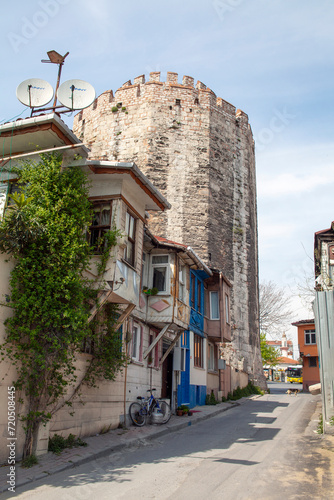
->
<box><xmin>142</xmin><ymin>287</ymin><xmax>159</xmax><ymax>296</ymax></box>
<box><xmin>176</xmin><ymin>407</ymin><xmax>183</xmax><ymax>416</ymax></box>
<box><xmin>180</xmin><ymin>404</ymin><xmax>189</xmax><ymax>415</ymax></box>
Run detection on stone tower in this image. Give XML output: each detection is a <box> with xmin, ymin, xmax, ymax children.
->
<box><xmin>73</xmin><ymin>71</ymin><xmax>265</xmax><ymax>388</ymax></box>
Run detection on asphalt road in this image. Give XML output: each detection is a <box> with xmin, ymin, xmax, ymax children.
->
<box><xmin>6</xmin><ymin>383</ymin><xmax>333</xmax><ymax>500</ymax></box>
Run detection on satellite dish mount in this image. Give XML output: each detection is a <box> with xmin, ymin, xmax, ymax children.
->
<box><xmin>16</xmin><ymin>51</ymin><xmax>96</xmax><ymax>116</ymax></box>
<box><xmin>41</xmin><ymin>50</ymin><xmax>69</xmax><ymax>111</ymax></box>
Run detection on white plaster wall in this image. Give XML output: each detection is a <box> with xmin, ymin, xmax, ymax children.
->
<box><xmin>189</xmin><ymin>330</ymin><xmax>207</xmax><ymax>387</ymax></box>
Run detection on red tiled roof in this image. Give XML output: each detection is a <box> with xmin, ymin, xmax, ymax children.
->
<box><xmin>291</xmin><ymin>319</ymin><xmax>315</xmax><ymax>326</ymax></box>
<box><xmin>154</xmin><ymin>235</ymin><xmax>187</xmax><ymax>248</ymax></box>
<box><xmin>278</xmin><ymin>357</ymin><xmax>299</xmax><ymax>364</ymax></box>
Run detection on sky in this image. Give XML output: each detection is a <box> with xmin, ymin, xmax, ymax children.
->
<box><xmin>1</xmin><ymin>0</ymin><xmax>333</xmax><ymax>347</ymax></box>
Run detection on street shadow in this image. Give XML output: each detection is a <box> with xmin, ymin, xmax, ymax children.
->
<box><xmin>11</xmin><ymin>398</ymin><xmax>299</xmax><ymax>496</ymax></box>
<box><xmin>214</xmin><ymin>458</ymin><xmax>259</xmax><ymax>466</ymax></box>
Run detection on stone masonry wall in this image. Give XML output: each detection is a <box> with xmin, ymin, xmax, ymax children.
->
<box><xmin>73</xmin><ymin>71</ymin><xmax>265</xmax><ymax>387</ymax></box>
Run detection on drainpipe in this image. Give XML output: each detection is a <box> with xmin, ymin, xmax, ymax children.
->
<box><xmin>219</xmin><ymin>272</ymin><xmax>223</xmax><ymax>395</ymax></box>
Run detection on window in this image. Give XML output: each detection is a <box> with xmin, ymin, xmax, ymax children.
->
<box><xmin>191</xmin><ymin>278</ymin><xmax>195</xmax><ymax>308</ymax></box>
<box><xmin>90</xmin><ymin>202</ymin><xmax>111</xmax><ymax>252</ymax></box>
<box><xmin>197</xmin><ymin>280</ymin><xmax>201</xmax><ymax>312</ymax></box>
<box><xmin>210</xmin><ymin>291</ymin><xmax>220</xmax><ymax>320</ymax></box>
<box><xmin>180</xmin><ymin>348</ymin><xmax>186</xmax><ymax>371</ymax></box>
<box><xmin>152</xmin><ymin>255</ymin><xmax>169</xmax><ymax>293</ymax></box>
<box><xmin>208</xmin><ymin>343</ymin><xmax>216</xmax><ymax>371</ymax></box>
<box><xmin>190</xmin><ymin>272</ymin><xmax>204</xmax><ymax>314</ymax></box>
<box><xmin>194</xmin><ymin>334</ymin><xmax>203</xmax><ymax>368</ymax></box>
<box><xmin>131</xmin><ymin>323</ymin><xmax>142</xmax><ymax>362</ymax></box>
<box><xmin>309</xmin><ymin>357</ymin><xmax>317</xmax><ymax>368</ymax></box>
<box><xmin>178</xmin><ymin>263</ymin><xmax>186</xmax><ymax>302</ymax></box>
<box><xmin>141</xmin><ymin>252</ymin><xmax>148</xmax><ymax>289</ymax></box>
<box><xmin>204</xmin><ymin>288</ymin><xmax>209</xmax><ymax>317</ymax></box>
<box><xmin>124</xmin><ymin>211</ymin><xmax>136</xmax><ymax>266</ymax></box>
<box><xmin>225</xmin><ymin>294</ymin><xmax>230</xmax><ymax>324</ymax></box>
<box><xmin>305</xmin><ymin>330</ymin><xmax>316</xmax><ymax>345</ymax></box>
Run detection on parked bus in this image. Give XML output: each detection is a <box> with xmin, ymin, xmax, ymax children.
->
<box><xmin>286</xmin><ymin>366</ymin><xmax>303</xmax><ymax>383</ymax></box>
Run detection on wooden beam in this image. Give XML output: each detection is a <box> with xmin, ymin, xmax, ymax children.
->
<box><xmin>88</xmin><ymin>290</ymin><xmax>112</xmax><ymax>323</ymax></box>
<box><xmin>143</xmin><ymin>323</ymin><xmax>171</xmax><ymax>359</ymax></box>
<box><xmin>113</xmin><ymin>303</ymin><xmax>136</xmax><ymax>331</ymax></box>
<box><xmin>159</xmin><ymin>330</ymin><xmax>183</xmax><ymax>365</ymax></box>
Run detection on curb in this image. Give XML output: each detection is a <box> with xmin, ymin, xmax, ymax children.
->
<box><xmin>1</xmin><ymin>401</ymin><xmax>240</xmax><ymax>494</ymax></box>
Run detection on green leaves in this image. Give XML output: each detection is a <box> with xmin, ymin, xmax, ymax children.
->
<box><xmin>0</xmin><ymin>153</ymin><xmax>125</xmax><ymax>457</ymax></box>
<box><xmin>260</xmin><ymin>332</ymin><xmax>281</xmax><ymax>367</ymax></box>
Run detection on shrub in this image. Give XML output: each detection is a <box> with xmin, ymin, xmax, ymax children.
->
<box><xmin>48</xmin><ymin>433</ymin><xmax>87</xmax><ymax>455</ymax></box>
<box><xmin>206</xmin><ymin>391</ymin><xmax>219</xmax><ymax>405</ymax></box>
<box><xmin>21</xmin><ymin>454</ymin><xmax>38</xmax><ymax>468</ymax></box>
<box><xmin>225</xmin><ymin>382</ymin><xmax>264</xmax><ymax>401</ymax></box>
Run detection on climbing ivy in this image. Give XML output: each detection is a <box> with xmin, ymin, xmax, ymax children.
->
<box><xmin>0</xmin><ymin>153</ymin><xmax>126</xmax><ymax>458</ymax></box>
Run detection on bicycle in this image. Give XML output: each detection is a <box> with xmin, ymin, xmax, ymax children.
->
<box><xmin>129</xmin><ymin>388</ymin><xmax>171</xmax><ymax>427</ymax></box>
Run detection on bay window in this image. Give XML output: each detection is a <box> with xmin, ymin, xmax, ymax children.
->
<box><xmin>152</xmin><ymin>255</ymin><xmax>169</xmax><ymax>293</ymax></box>
<box><xmin>124</xmin><ymin>211</ymin><xmax>136</xmax><ymax>266</ymax></box>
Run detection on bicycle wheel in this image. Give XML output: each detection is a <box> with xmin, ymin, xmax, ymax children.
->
<box><xmin>129</xmin><ymin>402</ymin><xmax>146</xmax><ymax>427</ymax></box>
<box><xmin>158</xmin><ymin>401</ymin><xmax>171</xmax><ymax>424</ymax></box>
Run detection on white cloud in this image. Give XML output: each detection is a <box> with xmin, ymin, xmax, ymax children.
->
<box><xmin>257</xmin><ymin>171</ymin><xmax>334</xmax><ymax>197</ymax></box>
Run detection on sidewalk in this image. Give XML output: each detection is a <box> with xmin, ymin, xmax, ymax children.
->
<box><xmin>0</xmin><ymin>399</ymin><xmax>242</xmax><ymax>494</ymax></box>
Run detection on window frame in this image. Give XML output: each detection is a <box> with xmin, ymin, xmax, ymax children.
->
<box><xmin>194</xmin><ymin>333</ymin><xmax>204</xmax><ymax>368</ymax></box>
<box><xmin>209</xmin><ymin>291</ymin><xmax>220</xmax><ymax>320</ymax></box>
<box><xmin>190</xmin><ymin>272</ymin><xmax>204</xmax><ymax>314</ymax></box>
<box><xmin>207</xmin><ymin>342</ymin><xmax>216</xmax><ymax>371</ymax></box>
<box><xmin>131</xmin><ymin>322</ymin><xmax>142</xmax><ymax>362</ymax></box>
<box><xmin>89</xmin><ymin>201</ymin><xmax>112</xmax><ymax>254</ymax></box>
<box><xmin>309</xmin><ymin>356</ymin><xmax>317</xmax><ymax>368</ymax></box>
<box><xmin>151</xmin><ymin>254</ymin><xmax>170</xmax><ymax>294</ymax></box>
<box><xmin>225</xmin><ymin>293</ymin><xmax>230</xmax><ymax>324</ymax></box>
<box><xmin>304</xmin><ymin>329</ymin><xmax>316</xmax><ymax>345</ymax></box>
<box><xmin>123</xmin><ymin>211</ymin><xmax>136</xmax><ymax>267</ymax></box>
<box><xmin>178</xmin><ymin>261</ymin><xmax>186</xmax><ymax>302</ymax></box>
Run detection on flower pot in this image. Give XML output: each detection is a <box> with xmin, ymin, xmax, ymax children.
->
<box><xmin>177</xmin><ymin>410</ymin><xmax>183</xmax><ymax>416</ymax></box>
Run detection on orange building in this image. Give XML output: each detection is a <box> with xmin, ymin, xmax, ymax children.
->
<box><xmin>292</xmin><ymin>319</ymin><xmax>320</xmax><ymax>392</ymax></box>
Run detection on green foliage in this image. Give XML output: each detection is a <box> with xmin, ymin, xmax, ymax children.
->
<box><xmin>260</xmin><ymin>332</ymin><xmax>281</xmax><ymax>366</ymax></box>
<box><xmin>206</xmin><ymin>391</ymin><xmax>219</xmax><ymax>405</ymax></box>
<box><xmin>111</xmin><ymin>106</ymin><xmax>118</xmax><ymax>113</ymax></box>
<box><xmin>21</xmin><ymin>454</ymin><xmax>38</xmax><ymax>468</ymax></box>
<box><xmin>142</xmin><ymin>286</ymin><xmax>159</xmax><ymax>296</ymax></box>
<box><xmin>48</xmin><ymin>433</ymin><xmax>87</xmax><ymax>454</ymax></box>
<box><xmin>0</xmin><ymin>153</ymin><xmax>125</xmax><ymax>457</ymax></box>
<box><xmin>225</xmin><ymin>383</ymin><xmax>264</xmax><ymax>402</ymax></box>
<box><xmin>317</xmin><ymin>414</ymin><xmax>324</xmax><ymax>434</ymax></box>
<box><xmin>330</xmin><ymin>416</ymin><xmax>334</xmax><ymax>426</ymax></box>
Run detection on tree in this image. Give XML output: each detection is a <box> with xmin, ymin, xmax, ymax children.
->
<box><xmin>259</xmin><ymin>280</ymin><xmax>293</xmax><ymax>339</ymax></box>
<box><xmin>0</xmin><ymin>154</ymin><xmax>125</xmax><ymax>458</ymax></box>
<box><xmin>260</xmin><ymin>332</ymin><xmax>281</xmax><ymax>366</ymax></box>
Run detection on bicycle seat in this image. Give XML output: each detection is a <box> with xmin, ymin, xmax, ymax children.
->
<box><xmin>147</xmin><ymin>388</ymin><xmax>156</xmax><ymax>392</ymax></box>
<box><xmin>137</xmin><ymin>396</ymin><xmax>145</xmax><ymax>400</ymax></box>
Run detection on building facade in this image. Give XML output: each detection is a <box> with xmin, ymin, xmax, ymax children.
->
<box><xmin>292</xmin><ymin>319</ymin><xmax>319</xmax><ymax>392</ymax></box>
<box><xmin>73</xmin><ymin>71</ymin><xmax>265</xmax><ymax>389</ymax></box>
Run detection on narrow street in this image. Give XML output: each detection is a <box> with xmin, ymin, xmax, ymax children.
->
<box><xmin>6</xmin><ymin>384</ymin><xmax>334</xmax><ymax>500</ymax></box>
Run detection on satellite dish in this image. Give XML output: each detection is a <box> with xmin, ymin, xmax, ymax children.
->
<box><xmin>57</xmin><ymin>79</ymin><xmax>95</xmax><ymax>110</ymax></box>
<box><xmin>16</xmin><ymin>78</ymin><xmax>54</xmax><ymax>108</ymax></box>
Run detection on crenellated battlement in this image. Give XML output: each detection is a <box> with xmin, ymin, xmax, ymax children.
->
<box><xmin>79</xmin><ymin>71</ymin><xmax>248</xmax><ymax>124</ymax></box>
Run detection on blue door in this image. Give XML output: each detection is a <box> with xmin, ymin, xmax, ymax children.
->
<box><xmin>178</xmin><ymin>331</ymin><xmax>190</xmax><ymax>406</ymax></box>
